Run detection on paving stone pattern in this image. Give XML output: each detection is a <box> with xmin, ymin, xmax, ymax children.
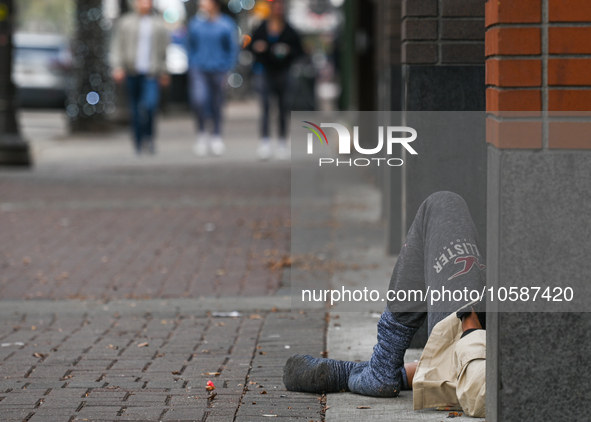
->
<box><xmin>0</xmin><ymin>163</ymin><xmax>290</xmax><ymax>300</ymax></box>
<box><xmin>0</xmin><ymin>307</ymin><xmax>325</xmax><ymax>422</ymax></box>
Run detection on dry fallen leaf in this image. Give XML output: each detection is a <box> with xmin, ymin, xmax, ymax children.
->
<box><xmin>137</xmin><ymin>342</ymin><xmax>149</xmax><ymax>348</ymax></box>
<box><xmin>357</xmin><ymin>406</ymin><xmax>371</xmax><ymax>409</ymax></box>
<box><xmin>266</xmin><ymin>255</ymin><xmax>292</xmax><ymax>271</ymax></box>
<box><xmin>32</xmin><ymin>352</ymin><xmax>46</xmax><ymax>359</ymax></box>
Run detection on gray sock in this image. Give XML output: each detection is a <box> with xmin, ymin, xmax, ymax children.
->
<box><xmin>283</xmin><ymin>354</ymin><xmax>356</xmax><ymax>393</ymax></box>
<box><xmin>347</xmin><ymin>309</ymin><xmax>417</xmax><ymax>397</ymax></box>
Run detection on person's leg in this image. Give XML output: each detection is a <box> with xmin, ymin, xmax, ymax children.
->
<box><xmin>125</xmin><ymin>75</ymin><xmax>142</xmax><ymax>154</ymax></box>
<box><xmin>208</xmin><ymin>72</ymin><xmax>227</xmax><ymax>156</ymax></box>
<box><xmin>274</xmin><ymin>72</ymin><xmax>290</xmax><ymax>159</ymax></box>
<box><xmin>210</xmin><ymin>72</ymin><xmax>226</xmax><ymax>137</ymax></box>
<box><xmin>275</xmin><ymin>73</ymin><xmax>288</xmax><ymax>140</ymax></box>
<box><xmin>139</xmin><ymin>76</ymin><xmax>160</xmax><ymax>154</ymax></box>
<box><xmin>256</xmin><ymin>72</ymin><xmax>271</xmax><ymax>139</ymax></box>
<box><xmin>255</xmin><ymin>72</ymin><xmax>272</xmax><ymax>160</ymax></box>
<box><xmin>284</xmin><ymin>191</ymin><xmax>485</xmax><ymax>396</ymax></box>
<box><xmin>189</xmin><ymin>69</ymin><xmax>210</xmax><ymax>156</ymax></box>
<box><xmin>347</xmin><ymin>191</ymin><xmax>486</xmax><ymax>396</ymax></box>
<box><xmin>189</xmin><ymin>68</ymin><xmax>209</xmax><ymax>132</ymax></box>
<box><xmin>387</xmin><ymin>190</ymin><xmax>486</xmax><ymax>332</ymax></box>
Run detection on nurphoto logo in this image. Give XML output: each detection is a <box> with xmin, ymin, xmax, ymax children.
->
<box><xmin>302</xmin><ymin>121</ymin><xmax>418</xmax><ymax>167</ymax></box>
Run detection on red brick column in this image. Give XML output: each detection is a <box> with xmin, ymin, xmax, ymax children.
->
<box><xmin>486</xmin><ymin>0</ymin><xmax>591</xmax><ymax>148</ymax></box>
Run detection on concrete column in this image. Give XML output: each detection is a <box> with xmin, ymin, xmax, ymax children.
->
<box><xmin>486</xmin><ymin>1</ymin><xmax>591</xmax><ymax>420</ymax></box>
<box><xmin>392</xmin><ymin>0</ymin><xmax>487</xmax><ymax>256</ymax></box>
<box><xmin>382</xmin><ymin>0</ymin><xmax>489</xmax><ymax>348</ymax></box>
<box><xmin>374</xmin><ymin>0</ymin><xmax>403</xmax><ymax>252</ymax></box>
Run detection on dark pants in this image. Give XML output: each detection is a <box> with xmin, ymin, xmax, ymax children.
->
<box><xmin>188</xmin><ymin>69</ymin><xmax>226</xmax><ymax>136</ymax></box>
<box><xmin>255</xmin><ymin>71</ymin><xmax>290</xmax><ymax>139</ymax></box>
<box><xmin>126</xmin><ymin>75</ymin><xmax>160</xmax><ymax>153</ymax></box>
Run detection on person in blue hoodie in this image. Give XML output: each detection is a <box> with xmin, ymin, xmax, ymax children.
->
<box><xmin>187</xmin><ymin>0</ymin><xmax>238</xmax><ymax>157</ymax></box>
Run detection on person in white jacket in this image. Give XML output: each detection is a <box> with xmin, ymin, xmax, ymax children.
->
<box><xmin>284</xmin><ymin>191</ymin><xmax>486</xmax><ymax>418</ymax></box>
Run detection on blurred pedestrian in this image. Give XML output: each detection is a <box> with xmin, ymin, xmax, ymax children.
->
<box><xmin>187</xmin><ymin>0</ymin><xmax>239</xmax><ymax>157</ymax></box>
<box><xmin>111</xmin><ymin>0</ymin><xmax>170</xmax><ymax>155</ymax></box>
<box><xmin>250</xmin><ymin>0</ymin><xmax>303</xmax><ymax>160</ymax></box>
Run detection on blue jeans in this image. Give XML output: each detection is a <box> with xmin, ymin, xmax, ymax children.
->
<box><xmin>188</xmin><ymin>69</ymin><xmax>226</xmax><ymax>136</ymax></box>
<box><xmin>254</xmin><ymin>70</ymin><xmax>290</xmax><ymax>139</ymax></box>
<box><xmin>126</xmin><ymin>75</ymin><xmax>160</xmax><ymax>153</ymax></box>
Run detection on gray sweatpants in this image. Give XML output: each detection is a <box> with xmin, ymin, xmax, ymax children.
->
<box><xmin>387</xmin><ymin>191</ymin><xmax>486</xmax><ymax>335</ymax></box>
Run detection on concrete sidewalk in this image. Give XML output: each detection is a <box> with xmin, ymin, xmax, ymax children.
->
<box><xmin>320</xmin><ymin>175</ymin><xmax>485</xmax><ymax>422</ymax></box>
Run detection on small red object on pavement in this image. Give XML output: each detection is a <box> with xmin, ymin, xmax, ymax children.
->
<box><xmin>206</xmin><ymin>380</ymin><xmax>216</xmax><ymax>391</ymax></box>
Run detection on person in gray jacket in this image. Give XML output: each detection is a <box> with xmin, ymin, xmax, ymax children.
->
<box><xmin>111</xmin><ymin>0</ymin><xmax>170</xmax><ymax>155</ymax></box>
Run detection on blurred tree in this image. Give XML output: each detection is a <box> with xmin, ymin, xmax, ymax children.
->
<box><xmin>68</xmin><ymin>0</ymin><xmax>114</xmax><ymax>131</ymax></box>
<box><xmin>0</xmin><ymin>0</ymin><xmax>31</xmax><ymax>165</ymax></box>
<box><xmin>119</xmin><ymin>0</ymin><xmax>129</xmax><ymax>15</ymax></box>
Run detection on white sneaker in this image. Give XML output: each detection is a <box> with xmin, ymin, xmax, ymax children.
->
<box><xmin>210</xmin><ymin>136</ymin><xmax>226</xmax><ymax>156</ymax></box>
<box><xmin>275</xmin><ymin>141</ymin><xmax>290</xmax><ymax>160</ymax></box>
<box><xmin>193</xmin><ymin>133</ymin><xmax>208</xmax><ymax>157</ymax></box>
<box><xmin>257</xmin><ymin>139</ymin><xmax>272</xmax><ymax>160</ymax></box>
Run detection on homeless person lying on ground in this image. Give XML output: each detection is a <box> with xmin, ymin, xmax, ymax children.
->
<box><xmin>283</xmin><ymin>191</ymin><xmax>486</xmax><ymax>418</ymax></box>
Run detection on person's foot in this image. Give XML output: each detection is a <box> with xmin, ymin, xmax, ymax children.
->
<box><xmin>144</xmin><ymin>138</ymin><xmax>155</xmax><ymax>155</ymax></box>
<box><xmin>347</xmin><ymin>361</ymin><xmax>401</xmax><ymax>397</ymax></box>
<box><xmin>193</xmin><ymin>133</ymin><xmax>208</xmax><ymax>157</ymax></box>
<box><xmin>346</xmin><ymin>310</ymin><xmax>417</xmax><ymax>397</ymax></box>
<box><xmin>257</xmin><ymin>139</ymin><xmax>272</xmax><ymax>160</ymax></box>
<box><xmin>275</xmin><ymin>141</ymin><xmax>290</xmax><ymax>160</ymax></box>
<box><xmin>283</xmin><ymin>354</ymin><xmax>354</xmax><ymax>393</ymax></box>
<box><xmin>210</xmin><ymin>136</ymin><xmax>226</xmax><ymax>156</ymax></box>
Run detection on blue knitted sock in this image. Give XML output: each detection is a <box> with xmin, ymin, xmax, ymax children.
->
<box><xmin>347</xmin><ymin>309</ymin><xmax>418</xmax><ymax>397</ymax></box>
<box><xmin>283</xmin><ymin>355</ymin><xmax>356</xmax><ymax>393</ymax></box>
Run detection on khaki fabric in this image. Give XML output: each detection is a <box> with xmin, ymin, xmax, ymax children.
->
<box><xmin>412</xmin><ymin>313</ymin><xmax>486</xmax><ymax>418</ymax></box>
<box><xmin>111</xmin><ymin>13</ymin><xmax>169</xmax><ymax>76</ymax></box>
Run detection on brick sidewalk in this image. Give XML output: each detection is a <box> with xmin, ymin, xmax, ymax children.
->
<box><xmin>0</xmin><ymin>107</ymin><xmax>332</xmax><ymax>422</ymax></box>
<box><xmin>0</xmin><ymin>301</ymin><xmax>326</xmax><ymax>422</ymax></box>
<box><xmin>0</xmin><ymin>109</ymin><xmax>291</xmax><ymax>300</ymax></box>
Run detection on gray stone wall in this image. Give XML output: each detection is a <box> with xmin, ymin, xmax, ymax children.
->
<box><xmin>487</xmin><ymin>147</ymin><xmax>591</xmax><ymax>421</ymax></box>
